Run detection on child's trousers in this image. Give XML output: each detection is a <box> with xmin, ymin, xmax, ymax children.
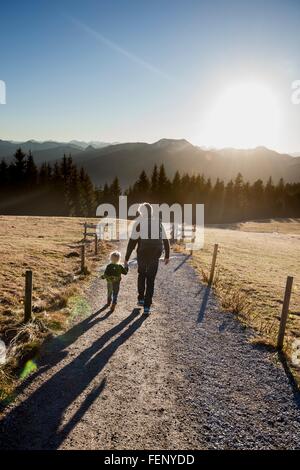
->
<box><xmin>107</xmin><ymin>280</ymin><xmax>120</xmax><ymax>304</ymax></box>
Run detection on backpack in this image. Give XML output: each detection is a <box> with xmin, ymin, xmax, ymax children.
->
<box><xmin>137</xmin><ymin>218</ymin><xmax>163</xmax><ymax>259</ymax></box>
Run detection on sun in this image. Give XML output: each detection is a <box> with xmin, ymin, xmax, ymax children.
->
<box><xmin>201</xmin><ymin>82</ymin><xmax>280</xmax><ymax>149</ymax></box>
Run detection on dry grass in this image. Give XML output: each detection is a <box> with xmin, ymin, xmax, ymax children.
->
<box><xmin>0</xmin><ymin>216</ymin><xmax>109</xmax><ymax>399</ymax></box>
<box><xmin>188</xmin><ymin>219</ymin><xmax>300</xmax><ymax>378</ymax></box>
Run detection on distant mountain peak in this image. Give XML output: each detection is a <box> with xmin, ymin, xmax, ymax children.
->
<box><xmin>152</xmin><ymin>138</ymin><xmax>192</xmax><ymax>149</ymax></box>
<box><xmin>85</xmin><ymin>145</ymin><xmax>96</xmax><ymax>151</ymax></box>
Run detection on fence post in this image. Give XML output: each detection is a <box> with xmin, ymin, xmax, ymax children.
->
<box><xmin>24</xmin><ymin>270</ymin><xmax>33</xmax><ymax>322</ymax></box>
<box><xmin>94</xmin><ymin>233</ymin><xmax>98</xmax><ymax>255</ymax></box>
<box><xmin>81</xmin><ymin>244</ymin><xmax>85</xmax><ymax>273</ymax></box>
<box><xmin>170</xmin><ymin>223</ymin><xmax>175</xmax><ymax>244</ymax></box>
<box><xmin>190</xmin><ymin>224</ymin><xmax>196</xmax><ymax>256</ymax></box>
<box><xmin>116</xmin><ymin>219</ymin><xmax>119</xmax><ymax>241</ymax></box>
<box><xmin>277</xmin><ymin>276</ymin><xmax>293</xmax><ymax>350</ymax></box>
<box><xmin>208</xmin><ymin>244</ymin><xmax>219</xmax><ymax>285</ymax></box>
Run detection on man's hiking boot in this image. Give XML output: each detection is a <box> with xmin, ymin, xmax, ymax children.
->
<box><xmin>144</xmin><ymin>307</ymin><xmax>150</xmax><ymax>315</ymax></box>
<box><xmin>137</xmin><ymin>299</ymin><xmax>144</xmax><ymax>306</ymax></box>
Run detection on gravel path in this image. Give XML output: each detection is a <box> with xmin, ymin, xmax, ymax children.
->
<box><xmin>0</xmin><ymin>246</ymin><xmax>300</xmax><ymax>449</ymax></box>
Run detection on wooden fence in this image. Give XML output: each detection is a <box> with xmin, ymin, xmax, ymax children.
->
<box><xmin>194</xmin><ymin>242</ymin><xmax>295</xmax><ymax>351</ymax></box>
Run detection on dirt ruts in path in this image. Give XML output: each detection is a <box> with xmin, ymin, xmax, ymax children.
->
<box><xmin>1</xmin><ymin>246</ymin><xmax>300</xmax><ymax>449</ymax></box>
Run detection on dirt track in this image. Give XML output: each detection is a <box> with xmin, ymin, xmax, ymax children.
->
<box><xmin>0</xmin><ymin>247</ymin><xmax>300</xmax><ymax>449</ymax></box>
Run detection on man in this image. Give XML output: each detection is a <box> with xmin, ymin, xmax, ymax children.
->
<box><xmin>124</xmin><ymin>202</ymin><xmax>170</xmax><ymax>315</ymax></box>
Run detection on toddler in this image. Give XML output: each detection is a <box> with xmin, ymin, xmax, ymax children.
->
<box><xmin>101</xmin><ymin>251</ymin><xmax>128</xmax><ymax>311</ymax></box>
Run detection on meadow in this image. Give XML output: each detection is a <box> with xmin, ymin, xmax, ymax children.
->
<box><xmin>0</xmin><ymin>216</ymin><xmax>108</xmax><ymax>398</ymax></box>
<box><xmin>190</xmin><ymin>219</ymin><xmax>300</xmax><ymax>371</ymax></box>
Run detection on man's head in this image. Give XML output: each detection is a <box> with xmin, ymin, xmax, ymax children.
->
<box><xmin>138</xmin><ymin>202</ymin><xmax>153</xmax><ymax>218</ymax></box>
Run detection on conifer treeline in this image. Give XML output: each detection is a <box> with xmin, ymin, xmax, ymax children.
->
<box><xmin>104</xmin><ymin>165</ymin><xmax>300</xmax><ymax>223</ymax></box>
<box><xmin>0</xmin><ymin>148</ymin><xmax>95</xmax><ymax>216</ymax></box>
<box><xmin>1</xmin><ymin>149</ymin><xmax>300</xmax><ymax>222</ymax></box>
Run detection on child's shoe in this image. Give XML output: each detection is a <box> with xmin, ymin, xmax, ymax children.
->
<box><xmin>137</xmin><ymin>299</ymin><xmax>144</xmax><ymax>306</ymax></box>
<box><xmin>143</xmin><ymin>307</ymin><xmax>150</xmax><ymax>315</ymax></box>
<box><xmin>110</xmin><ymin>303</ymin><xmax>117</xmax><ymax>312</ymax></box>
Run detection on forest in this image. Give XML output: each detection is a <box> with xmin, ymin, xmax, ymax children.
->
<box><xmin>0</xmin><ymin>148</ymin><xmax>300</xmax><ymax>223</ymax></box>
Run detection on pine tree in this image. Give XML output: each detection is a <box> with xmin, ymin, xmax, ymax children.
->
<box><xmin>264</xmin><ymin>177</ymin><xmax>275</xmax><ymax>217</ymax></box>
<box><xmin>233</xmin><ymin>173</ymin><xmax>244</xmax><ymax>220</ymax></box>
<box><xmin>25</xmin><ymin>151</ymin><xmax>38</xmax><ymax>187</ymax></box>
<box><xmin>223</xmin><ymin>180</ymin><xmax>235</xmax><ymax>222</ymax></box>
<box><xmin>101</xmin><ymin>183</ymin><xmax>110</xmax><ymax>204</ymax></box>
<box><xmin>210</xmin><ymin>178</ymin><xmax>225</xmax><ymax>223</ymax></box>
<box><xmin>171</xmin><ymin>170</ymin><xmax>181</xmax><ymax>202</ymax></box>
<box><xmin>150</xmin><ymin>164</ymin><xmax>159</xmax><ymax>201</ymax></box>
<box><xmin>157</xmin><ymin>164</ymin><xmax>169</xmax><ymax>202</ymax></box>
<box><xmin>39</xmin><ymin>163</ymin><xmax>49</xmax><ymax>186</ymax></box>
<box><xmin>251</xmin><ymin>179</ymin><xmax>265</xmax><ymax>219</ymax></box>
<box><xmin>108</xmin><ymin>177</ymin><xmax>122</xmax><ymax>214</ymax></box>
<box><xmin>132</xmin><ymin>170</ymin><xmax>150</xmax><ymax>202</ymax></box>
<box><xmin>110</xmin><ymin>177</ymin><xmax>121</xmax><ymax>199</ymax></box>
<box><xmin>13</xmin><ymin>147</ymin><xmax>27</xmax><ymax>185</ymax></box>
<box><xmin>275</xmin><ymin>177</ymin><xmax>286</xmax><ymax>217</ymax></box>
<box><xmin>0</xmin><ymin>159</ymin><xmax>8</xmax><ymax>187</ymax></box>
<box><xmin>79</xmin><ymin>167</ymin><xmax>96</xmax><ymax>216</ymax></box>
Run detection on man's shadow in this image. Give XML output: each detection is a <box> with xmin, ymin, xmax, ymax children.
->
<box><xmin>0</xmin><ymin>308</ymin><xmax>146</xmax><ymax>450</ymax></box>
<box><xmin>7</xmin><ymin>304</ymin><xmax>115</xmax><ymax>400</ymax></box>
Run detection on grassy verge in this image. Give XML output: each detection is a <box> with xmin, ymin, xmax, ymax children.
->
<box><xmin>180</xmin><ymin>219</ymin><xmax>300</xmax><ymax>382</ymax></box>
<box><xmin>0</xmin><ymin>216</ymin><xmax>110</xmax><ymax>401</ymax></box>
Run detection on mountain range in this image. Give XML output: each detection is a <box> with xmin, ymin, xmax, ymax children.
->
<box><xmin>1</xmin><ymin>138</ymin><xmax>300</xmax><ymax>187</ymax></box>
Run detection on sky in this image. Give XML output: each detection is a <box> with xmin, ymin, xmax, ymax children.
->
<box><xmin>1</xmin><ymin>0</ymin><xmax>300</xmax><ymax>152</ymax></box>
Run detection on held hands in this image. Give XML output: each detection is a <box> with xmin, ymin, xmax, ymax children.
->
<box><xmin>123</xmin><ymin>259</ymin><xmax>168</xmax><ymax>265</ymax></box>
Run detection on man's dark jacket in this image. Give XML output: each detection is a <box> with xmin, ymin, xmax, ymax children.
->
<box><xmin>125</xmin><ymin>217</ymin><xmax>170</xmax><ymax>262</ymax></box>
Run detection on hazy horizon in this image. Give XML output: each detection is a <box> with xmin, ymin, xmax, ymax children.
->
<box><xmin>1</xmin><ymin>135</ymin><xmax>299</xmax><ymax>155</ymax></box>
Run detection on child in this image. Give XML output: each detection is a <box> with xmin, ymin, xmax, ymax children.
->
<box><xmin>101</xmin><ymin>251</ymin><xmax>128</xmax><ymax>311</ymax></box>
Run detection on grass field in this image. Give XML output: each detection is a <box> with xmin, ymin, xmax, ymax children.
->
<box><xmin>190</xmin><ymin>219</ymin><xmax>300</xmax><ymax>369</ymax></box>
<box><xmin>0</xmin><ymin>216</ymin><xmax>109</xmax><ymax>398</ymax></box>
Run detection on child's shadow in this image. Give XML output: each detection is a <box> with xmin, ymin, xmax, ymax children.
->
<box><xmin>95</xmin><ymin>303</ymin><xmax>113</xmax><ymax>317</ymax></box>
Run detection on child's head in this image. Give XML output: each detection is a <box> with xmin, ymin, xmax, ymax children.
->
<box><xmin>110</xmin><ymin>251</ymin><xmax>121</xmax><ymax>264</ymax></box>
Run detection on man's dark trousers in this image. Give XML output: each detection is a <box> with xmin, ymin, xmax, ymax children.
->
<box><xmin>137</xmin><ymin>257</ymin><xmax>159</xmax><ymax>308</ymax></box>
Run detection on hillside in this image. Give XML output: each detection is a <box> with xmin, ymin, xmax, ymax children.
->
<box><xmin>0</xmin><ymin>140</ymin><xmax>83</xmax><ymax>164</ymax></box>
<box><xmin>1</xmin><ymin>138</ymin><xmax>300</xmax><ymax>186</ymax></box>
<box><xmin>0</xmin><ymin>139</ymin><xmax>112</xmax><ymax>164</ymax></box>
<box><xmin>71</xmin><ymin>140</ymin><xmax>300</xmax><ymax>186</ymax></box>
<box><xmin>0</xmin><ymin>215</ymin><xmax>108</xmax><ymax>398</ymax></box>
